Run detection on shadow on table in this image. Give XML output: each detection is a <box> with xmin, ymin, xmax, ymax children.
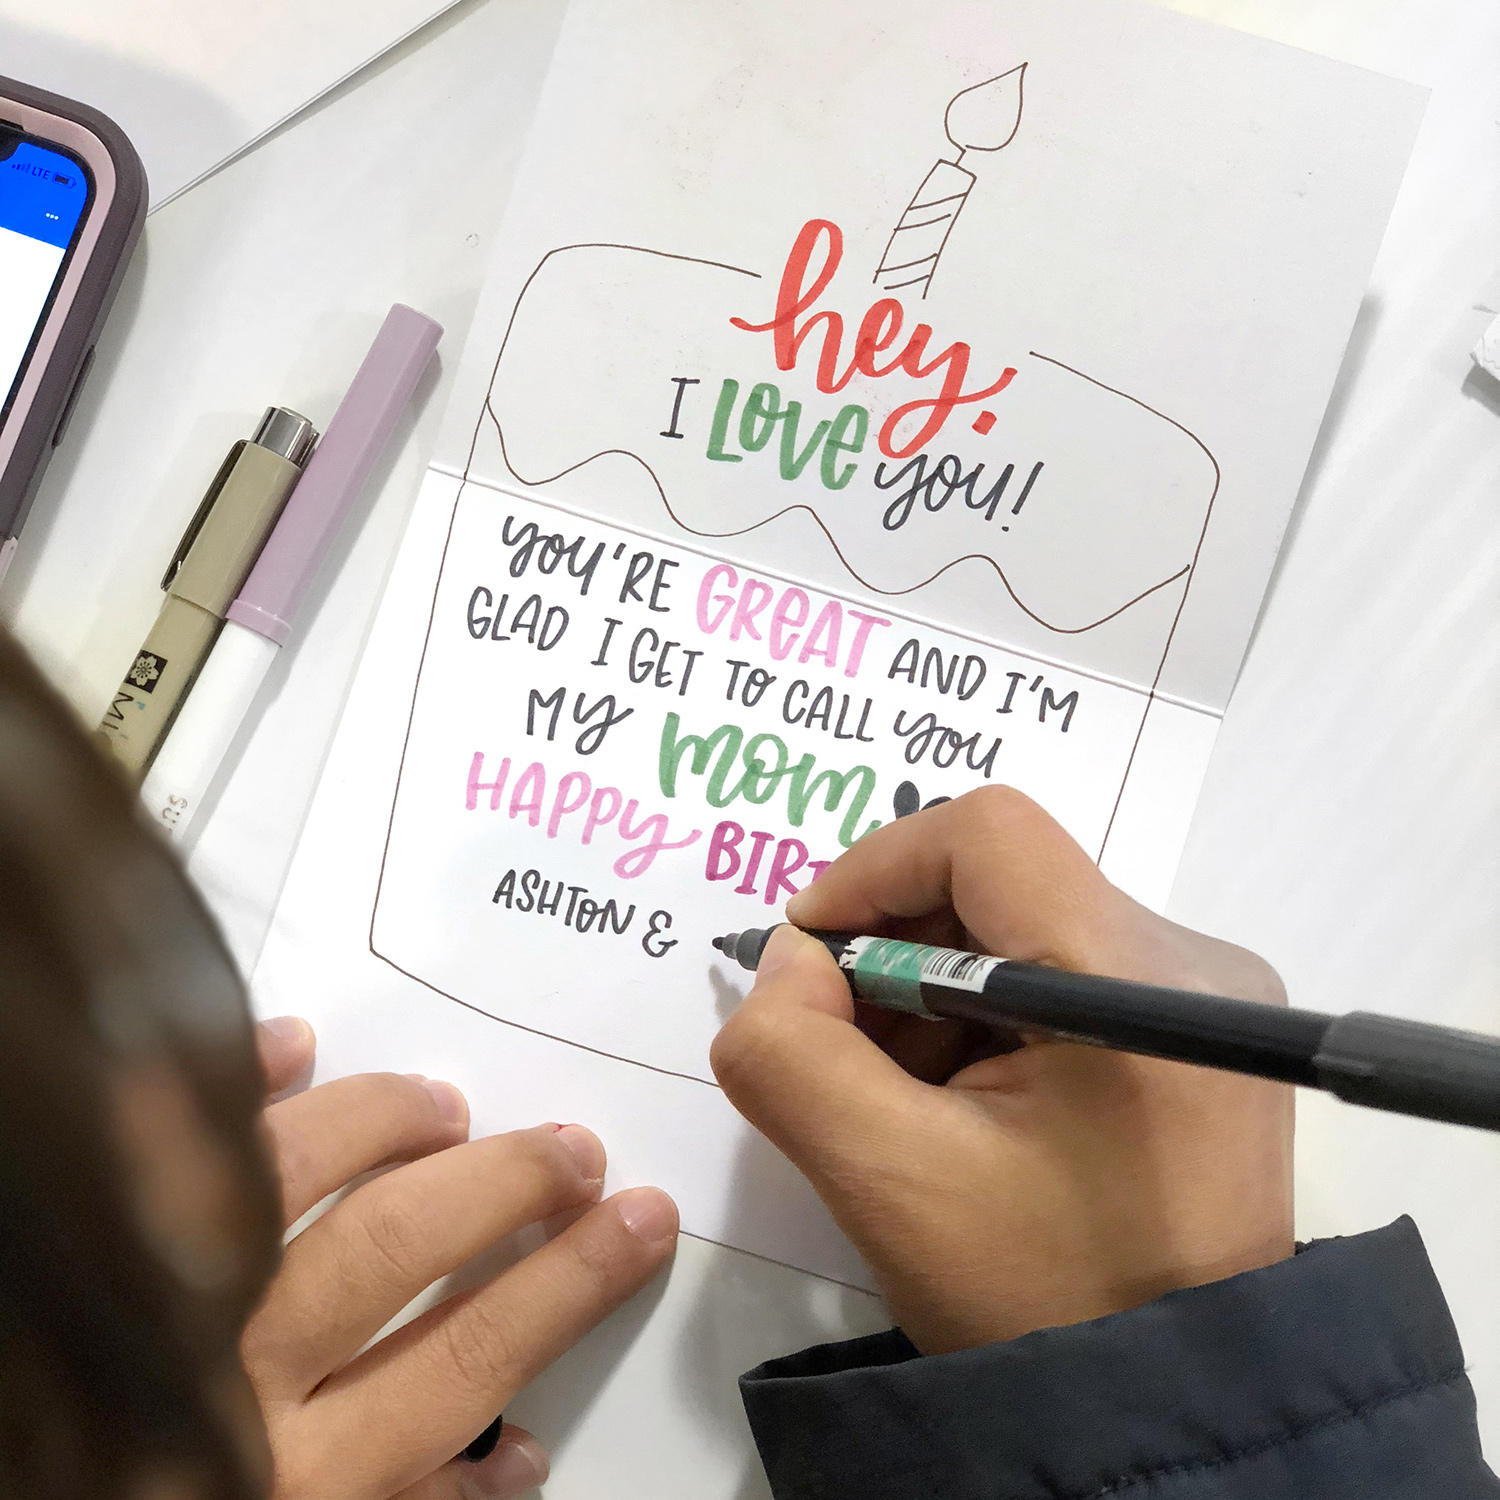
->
<box><xmin>1460</xmin><ymin>363</ymin><xmax>1500</xmax><ymax>419</ymax></box>
<box><xmin>679</xmin><ymin>1129</ymin><xmax>888</xmax><ymax>1499</ymax></box>
<box><xmin>1233</xmin><ymin>291</ymin><xmax>1383</xmax><ymax>676</ymax></box>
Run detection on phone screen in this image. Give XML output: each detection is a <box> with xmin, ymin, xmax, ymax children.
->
<box><xmin>0</xmin><ymin>134</ymin><xmax>93</xmax><ymax>426</ymax></box>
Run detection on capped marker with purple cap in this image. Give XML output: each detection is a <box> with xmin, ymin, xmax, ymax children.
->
<box><xmin>140</xmin><ymin>304</ymin><xmax>442</xmax><ymax>840</ymax></box>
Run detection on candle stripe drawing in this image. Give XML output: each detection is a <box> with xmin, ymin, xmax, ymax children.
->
<box><xmin>875</xmin><ymin>63</ymin><xmax>1028</xmax><ymax>299</ymax></box>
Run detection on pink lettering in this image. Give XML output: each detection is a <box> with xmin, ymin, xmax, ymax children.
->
<box><xmin>548</xmin><ymin>771</ymin><xmax>592</xmax><ymax>838</ymax></box>
<box><xmin>728</xmin><ymin>578</ymin><xmax>774</xmax><ymax>642</ymax></box>
<box><xmin>763</xmin><ymin>837</ymin><xmax>809</xmax><ymax>905</ymax></box>
<box><xmin>697</xmin><ymin>564</ymin><xmax>738</xmax><ymax>632</ymax></box>
<box><xmin>842</xmin><ymin>609</ymin><xmax>891</xmax><ymax>679</ymax></box>
<box><xmin>707</xmin><ymin>820</ymin><xmax>744</xmax><ymax>881</ymax></box>
<box><xmin>509</xmin><ymin>762</ymin><xmax>546</xmax><ymax>826</ymax></box>
<box><xmin>769</xmin><ymin>589</ymin><xmax>810</xmax><ymax>661</ymax></box>
<box><xmin>466</xmin><ymin>752</ymin><xmax>511</xmax><ymax>810</ymax></box>
<box><xmin>799</xmin><ymin>601</ymin><xmax>842</xmax><ymax>669</ymax></box>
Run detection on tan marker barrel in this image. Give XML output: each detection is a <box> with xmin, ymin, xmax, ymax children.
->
<box><xmin>99</xmin><ymin>408</ymin><xmax>316</xmax><ymax>778</ymax></box>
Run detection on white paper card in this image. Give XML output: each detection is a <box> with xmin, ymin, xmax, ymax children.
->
<box><xmin>255</xmin><ymin>0</ymin><xmax>1422</xmax><ymax>1281</ymax></box>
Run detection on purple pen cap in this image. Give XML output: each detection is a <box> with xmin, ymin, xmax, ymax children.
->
<box><xmin>227</xmin><ymin>304</ymin><xmax>442</xmax><ymax>644</ymax></box>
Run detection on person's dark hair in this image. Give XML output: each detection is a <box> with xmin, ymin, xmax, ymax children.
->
<box><xmin>0</xmin><ymin>629</ymin><xmax>280</xmax><ymax>1500</ymax></box>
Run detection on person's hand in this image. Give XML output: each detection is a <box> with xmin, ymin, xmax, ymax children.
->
<box><xmin>710</xmin><ymin>787</ymin><xmax>1293</xmax><ymax>1355</ymax></box>
<box><xmin>246</xmin><ymin>1019</ymin><xmax>679</xmax><ymax>1500</ymax></box>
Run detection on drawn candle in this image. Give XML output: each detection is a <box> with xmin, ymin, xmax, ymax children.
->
<box><xmin>874</xmin><ymin>63</ymin><xmax>1027</xmax><ymax>300</ymax></box>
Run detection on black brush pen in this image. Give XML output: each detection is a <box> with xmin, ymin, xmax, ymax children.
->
<box><xmin>712</xmin><ymin>926</ymin><xmax>1500</xmax><ymax>1133</ymax></box>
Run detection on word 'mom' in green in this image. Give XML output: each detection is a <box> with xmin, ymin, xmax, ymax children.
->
<box><xmin>658</xmin><ymin>713</ymin><xmax>879</xmax><ymax>847</ymax></box>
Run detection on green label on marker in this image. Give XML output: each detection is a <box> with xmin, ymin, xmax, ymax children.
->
<box><xmin>841</xmin><ymin>936</ymin><xmax>935</xmax><ymax>1016</ymax></box>
<box><xmin>839</xmin><ymin>936</ymin><xmax>1002</xmax><ymax>1018</ymax></box>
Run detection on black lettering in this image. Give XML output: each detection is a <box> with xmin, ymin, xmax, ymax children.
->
<box><xmin>573</xmin><ymin>693</ymin><xmax>633</xmax><ymax>756</ymax></box>
<box><xmin>467</xmin><ymin>586</ymin><xmax>493</xmax><ymax>638</ymax></box>
<box><xmin>512</xmin><ymin>594</ymin><xmax>542</xmax><ymax>644</ymax></box>
<box><xmin>537</xmin><ymin>605</ymin><xmax>569</xmax><ymax>650</ymax></box>
<box><xmin>888</xmin><ymin>638</ymin><xmax>919</xmax><ymax>684</ymax></box>
<box><xmin>592</xmin><ymin>616</ymin><xmax>623</xmax><ymax>666</ymax></box>
<box><xmin>649</xmin><ymin>558</ymin><xmax>678</xmax><ymax>613</ymax></box>
<box><xmin>620</xmin><ymin>550</ymin><xmax>654</xmax><ymax>605</ymax></box>
<box><xmin>1011</xmin><ymin>460</ymin><xmax>1045</xmax><ymax>515</ymax></box>
<box><xmin>527</xmin><ymin>686</ymin><xmax>566</xmax><ymax>741</ymax></box>
<box><xmin>600</xmin><ymin>900</ymin><xmax>635</xmax><ymax>935</ymax></box>
<box><xmin>629</xmin><ymin>627</ymin><xmax>659</xmax><ymax>684</ymax></box>
<box><xmin>998</xmin><ymin>670</ymin><xmax>1026</xmax><ymax>713</ymax></box>
<box><xmin>642</xmin><ymin>908</ymin><xmax>678</xmax><ymax>958</ymax></box>
<box><xmin>660</xmin><ymin>376</ymin><xmax>701</xmax><ymax>438</ymax></box>
<box><xmin>920</xmin><ymin>648</ymin><xmax>957</xmax><ymax>694</ymax></box>
<box><xmin>1038</xmin><ymin>686</ymin><xmax>1078</xmax><ymax>732</ymax></box>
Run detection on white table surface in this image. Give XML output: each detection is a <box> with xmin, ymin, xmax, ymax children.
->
<box><xmin>4</xmin><ymin>0</ymin><xmax>1498</xmax><ymax>1484</ymax></box>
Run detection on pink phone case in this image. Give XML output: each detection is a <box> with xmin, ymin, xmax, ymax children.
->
<box><xmin>0</xmin><ymin>76</ymin><xmax>147</xmax><ymax>570</ymax></box>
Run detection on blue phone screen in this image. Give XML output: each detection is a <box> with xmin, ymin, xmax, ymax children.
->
<box><xmin>0</xmin><ymin>137</ymin><xmax>93</xmax><ymax>422</ymax></box>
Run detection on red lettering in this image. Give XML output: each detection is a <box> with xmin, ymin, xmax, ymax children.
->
<box><xmin>732</xmin><ymin>219</ymin><xmax>1018</xmax><ymax>459</ymax></box>
<box><xmin>730</xmin><ymin>219</ymin><xmax>845</xmax><ymax>391</ymax></box>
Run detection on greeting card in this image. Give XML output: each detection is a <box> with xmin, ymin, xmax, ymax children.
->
<box><xmin>254</xmin><ymin>0</ymin><xmax>1423</xmax><ymax>1284</ymax></box>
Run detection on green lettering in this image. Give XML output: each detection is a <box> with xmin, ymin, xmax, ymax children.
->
<box><xmin>821</xmin><ymin>404</ymin><xmax>868</xmax><ymax>490</ymax></box>
<box><xmin>730</xmin><ymin>732</ymin><xmax>790</xmax><ymax>803</ymax></box>
<box><xmin>740</xmin><ymin>383</ymin><xmax>782</xmax><ymax>452</ymax></box>
<box><xmin>706</xmin><ymin>379</ymin><xmax>743</xmax><ymax>463</ymax></box>
<box><xmin>779</xmin><ymin>402</ymin><xmax>832</xmax><ymax>480</ymax></box>
<box><xmin>658</xmin><ymin>713</ymin><xmax>744</xmax><ymax>803</ymax></box>
<box><xmin>662</xmin><ymin>713</ymin><xmax>880</xmax><ymax>846</ymax></box>
<box><xmin>786</xmin><ymin>758</ymin><xmax>880</xmax><ymax>847</ymax></box>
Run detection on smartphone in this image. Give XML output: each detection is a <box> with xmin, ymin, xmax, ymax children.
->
<box><xmin>0</xmin><ymin>76</ymin><xmax>147</xmax><ymax>587</ymax></box>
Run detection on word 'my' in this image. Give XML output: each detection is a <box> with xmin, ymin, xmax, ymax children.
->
<box><xmin>731</xmin><ymin>219</ymin><xmax>1016</xmax><ymax>459</ymax></box>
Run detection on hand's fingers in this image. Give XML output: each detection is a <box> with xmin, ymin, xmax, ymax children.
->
<box><xmin>788</xmin><ymin>786</ymin><xmax>1285</xmax><ymax>1006</ymax></box>
<box><xmin>391</xmin><ymin>1424</ymin><xmax>549</xmax><ymax>1500</ymax></box>
<box><xmin>712</xmin><ymin>928</ymin><xmax>965</xmax><ymax>1213</ymax></box>
<box><xmin>249</xmin><ymin>1124</ymin><xmax>609</xmax><ymax>1395</ymax></box>
<box><xmin>264</xmin><ymin>1072</ymin><xmax>471</xmax><ymax>1228</ymax></box>
<box><xmin>855</xmin><ymin>1003</ymin><xmax>1002</xmax><ymax>1084</ymax></box>
<box><xmin>785</xmin><ymin>785</ymin><xmax>1116</xmax><ymax>968</ymax></box>
<box><xmin>310</xmin><ymin>1187</ymin><xmax>677</xmax><ymax>1497</ymax></box>
<box><xmin>256</xmin><ymin>1016</ymin><xmax>316</xmax><ymax>1095</ymax></box>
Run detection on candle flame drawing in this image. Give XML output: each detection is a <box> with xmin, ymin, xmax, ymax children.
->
<box><xmin>874</xmin><ymin>63</ymin><xmax>1027</xmax><ymax>300</ymax></box>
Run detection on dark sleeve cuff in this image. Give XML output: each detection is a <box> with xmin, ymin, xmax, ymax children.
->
<box><xmin>740</xmin><ymin>1217</ymin><xmax>1497</xmax><ymax>1500</ymax></box>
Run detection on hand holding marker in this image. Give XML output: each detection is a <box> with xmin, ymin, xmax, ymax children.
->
<box><xmin>141</xmin><ymin>306</ymin><xmax>442</xmax><ymax>838</ymax></box>
<box><xmin>715</xmin><ymin>925</ymin><xmax>1500</xmax><ymax>1132</ymax></box>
